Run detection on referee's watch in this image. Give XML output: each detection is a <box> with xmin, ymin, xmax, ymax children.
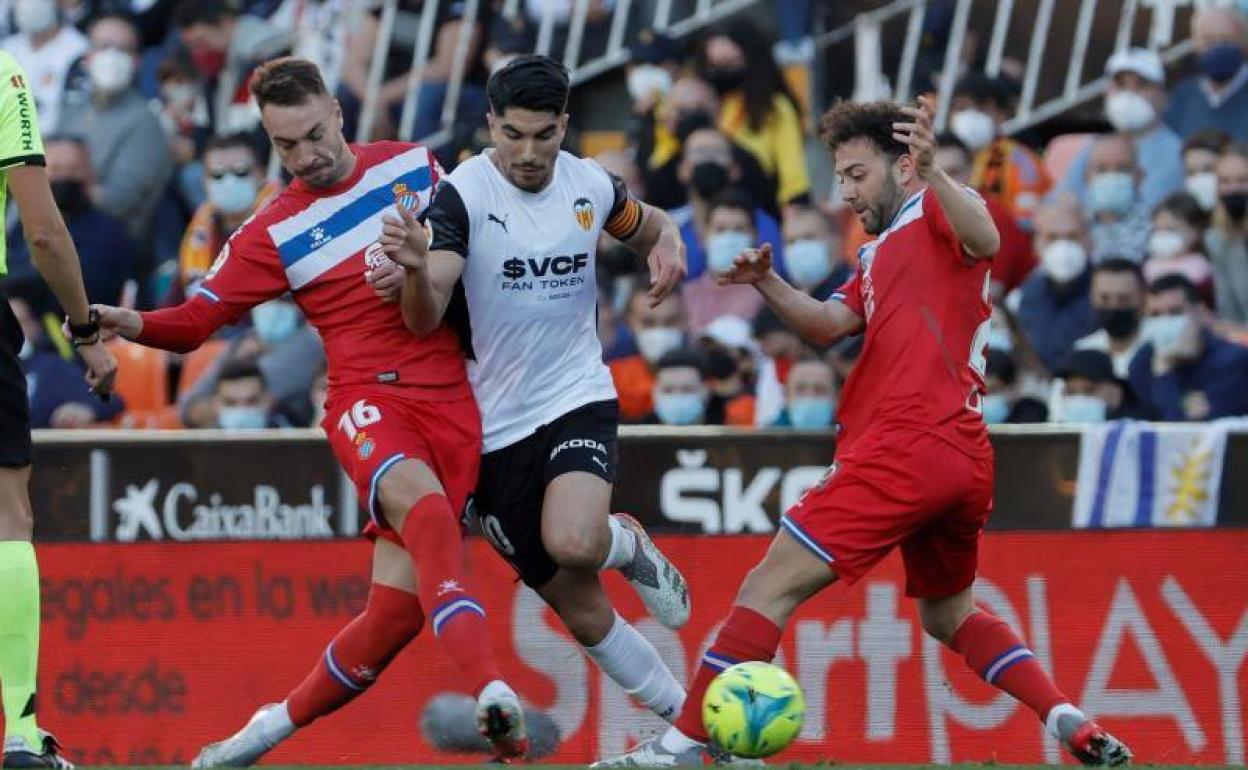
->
<box><xmin>67</xmin><ymin>308</ymin><xmax>101</xmax><ymax>347</ymax></box>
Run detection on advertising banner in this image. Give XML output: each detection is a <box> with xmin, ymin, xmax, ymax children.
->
<box><xmin>35</xmin><ymin>531</ymin><xmax>1247</xmax><ymax>765</ymax></box>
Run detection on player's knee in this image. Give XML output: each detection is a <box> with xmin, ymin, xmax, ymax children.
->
<box><xmin>376</xmin><ymin>462</ymin><xmax>440</xmax><ymax>529</ymax></box>
<box><xmin>544</xmin><ymin>527</ymin><xmax>605</xmax><ymax>570</ymax></box>
<box><xmin>918</xmin><ymin>605</ymin><xmax>964</xmax><ymax>645</ymax></box>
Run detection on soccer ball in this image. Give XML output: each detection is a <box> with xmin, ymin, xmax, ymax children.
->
<box><xmin>702</xmin><ymin>661</ymin><xmax>805</xmax><ymax>758</ymax></box>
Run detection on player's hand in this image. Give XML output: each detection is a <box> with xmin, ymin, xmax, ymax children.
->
<box><xmin>75</xmin><ymin>339</ymin><xmax>118</xmax><ymax>398</ymax></box>
<box><xmin>380</xmin><ymin>203</ymin><xmax>429</xmax><ymax>271</ymax></box>
<box><xmin>365</xmin><ymin>258</ymin><xmax>404</xmax><ymax>302</ymax></box>
<box><xmin>646</xmin><ymin>231</ymin><xmax>686</xmax><ymax>307</ymax></box>
<box><xmin>90</xmin><ymin>304</ymin><xmax>141</xmax><ymax>342</ymax></box>
<box><xmin>716</xmin><ymin>242</ymin><xmax>774</xmax><ymax>286</ymax></box>
<box><xmin>893</xmin><ymin>94</ymin><xmax>937</xmax><ymax>180</ymax></box>
<box><xmin>50</xmin><ymin>402</ymin><xmax>96</xmax><ymax>429</ymax></box>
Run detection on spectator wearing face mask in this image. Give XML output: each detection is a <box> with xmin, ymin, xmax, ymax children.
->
<box><xmin>934</xmin><ymin>132</ymin><xmax>1036</xmax><ymax>298</ymax></box>
<box><xmin>950</xmin><ymin>72</ymin><xmax>1051</xmax><ymax>230</ymax></box>
<box><xmin>180</xmin><ymin>297</ymin><xmax>324</xmax><ymax>427</ymax></box>
<box><xmin>1050</xmin><ymin>349</ymin><xmax>1143</xmax><ymax>423</ymax></box>
<box><xmin>634</xmin><ymin>75</ymin><xmax>776</xmax><ymax>218</ymax></box>
<box><xmin>1164</xmin><ymin>6</ymin><xmax>1248</xmax><ymax>140</ymax></box>
<box><xmin>4</xmin><ymin>137</ymin><xmax>134</xmax><ymax>305</ymax></box>
<box><xmin>693</xmin><ymin>18</ymin><xmax>811</xmax><ymax>212</ymax></box>
<box><xmin>697</xmin><ymin>313</ymin><xmax>785</xmax><ymax>427</ymax></box>
<box><xmin>1073</xmin><ymin>258</ymin><xmax>1148</xmax><ymax>378</ymax></box>
<box><xmin>673</xmin><ymin>126</ymin><xmax>783</xmax><ymax>255</ymax></box>
<box><xmin>1143</xmin><ymin>193</ymin><xmax>1214</xmax><ymax>295</ymax></box>
<box><xmin>610</xmin><ymin>285</ymin><xmax>688</xmax><ymax>422</ymax></box>
<box><xmin>983</xmin><ymin>348</ymin><xmax>1048</xmax><ymax>424</ymax></box>
<box><xmin>1084</xmin><ymin>134</ymin><xmax>1151</xmax><ymax>263</ymax></box>
<box><xmin>645</xmin><ymin>347</ymin><xmax>719</xmax><ymax>427</ymax></box>
<box><xmin>1</xmin><ymin>0</ymin><xmax>87</xmax><ymax>133</ymax></box>
<box><xmin>624</xmin><ymin>29</ymin><xmax>681</xmax><ymax>120</ymax></box>
<box><xmin>773</xmin><ymin>357</ymin><xmax>836</xmax><ymax>430</ymax></box>
<box><xmin>177</xmin><ymin>133</ymin><xmax>278</xmax><ymax>295</ymax></box>
<box><xmin>211</xmin><ymin>357</ymin><xmax>282</xmax><ymax>430</ymax></box>
<box><xmin>1205</xmin><ymin>142</ymin><xmax>1248</xmax><ymax>327</ymax></box>
<box><xmin>8</xmin><ymin>296</ymin><xmax>123</xmax><ymax>428</ymax></box>
<box><xmin>1054</xmin><ymin>49</ymin><xmax>1184</xmax><ymax>211</ymax></box>
<box><xmin>778</xmin><ymin>205</ymin><xmax>848</xmax><ymax>300</ymax></box>
<box><xmin>683</xmin><ymin>190</ymin><xmax>772</xmax><ymax>331</ymax></box>
<box><xmin>1181</xmin><ymin>129</ymin><xmax>1231</xmax><ymax>213</ymax></box>
<box><xmin>1128</xmin><ymin>275</ymin><xmax>1248</xmax><ymax>420</ymax></box>
<box><xmin>58</xmin><ymin>14</ymin><xmax>173</xmax><ymax>243</ymax></box>
<box><xmin>1016</xmin><ymin>198</ymin><xmax>1098</xmax><ymax>372</ymax></box>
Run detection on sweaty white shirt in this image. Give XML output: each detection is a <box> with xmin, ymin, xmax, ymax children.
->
<box><xmin>427</xmin><ymin>149</ymin><xmax>643</xmax><ymax>452</ymax></box>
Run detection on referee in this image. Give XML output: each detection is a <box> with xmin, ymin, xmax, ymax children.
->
<box><xmin>0</xmin><ymin>50</ymin><xmax>116</xmax><ymax>769</ymax></box>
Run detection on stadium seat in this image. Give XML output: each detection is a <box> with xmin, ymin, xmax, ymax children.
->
<box><xmin>1042</xmin><ymin>133</ymin><xmax>1094</xmax><ymax>185</ymax></box>
<box><xmin>581</xmin><ymin>130</ymin><xmax>629</xmax><ymax>158</ymax></box>
<box><xmin>108</xmin><ymin>339</ymin><xmax>170</xmax><ymax>413</ymax></box>
<box><xmin>177</xmin><ymin>338</ymin><xmax>229</xmax><ymax>397</ymax></box>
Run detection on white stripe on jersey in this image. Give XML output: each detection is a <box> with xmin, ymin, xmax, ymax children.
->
<box><xmin>267</xmin><ymin>146</ymin><xmax>430</xmax><ymax>246</ymax></box>
<box><xmin>285</xmin><ymin>206</ymin><xmax>392</xmax><ymax>289</ymax></box>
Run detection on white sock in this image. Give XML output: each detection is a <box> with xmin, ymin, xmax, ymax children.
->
<box><xmin>1044</xmin><ymin>702</ymin><xmax>1086</xmax><ymax>739</ymax></box>
<box><xmin>600</xmin><ymin>516</ymin><xmax>637</xmax><ymax>571</ymax></box>
<box><xmin>659</xmin><ymin>725</ymin><xmax>704</xmax><ymax>753</ymax></box>
<box><xmin>584</xmin><ymin>613</ymin><xmax>684</xmax><ymax>721</ymax></box>
<box><xmin>477</xmin><ymin>679</ymin><xmax>517</xmax><ymax>704</ymax></box>
<box><xmin>259</xmin><ymin>702</ymin><xmax>297</xmax><ymax>744</ymax></box>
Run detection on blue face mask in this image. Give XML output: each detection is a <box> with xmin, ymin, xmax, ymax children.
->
<box><xmin>217</xmin><ymin>405</ymin><xmax>268</xmax><ymax>430</ymax></box>
<box><xmin>982</xmin><ymin>392</ymin><xmax>1011</xmax><ymax>424</ymax></box>
<box><xmin>1058</xmin><ymin>394</ymin><xmax>1108</xmax><ymax>424</ymax></box>
<box><xmin>784</xmin><ymin>239</ymin><xmax>831</xmax><ymax>288</ymax></box>
<box><xmin>1087</xmin><ymin>172</ymin><xmax>1136</xmax><ymax>217</ymax></box>
<box><xmin>252</xmin><ymin>301</ymin><xmax>300</xmax><ymax>345</ymax></box>
<box><xmin>207</xmin><ymin>173</ymin><xmax>258</xmax><ymax>215</ymax></box>
<box><xmin>787</xmin><ymin>397</ymin><xmax>834</xmax><ymax>429</ymax></box>
<box><xmin>654</xmin><ymin>392</ymin><xmax>705</xmax><ymax>425</ymax></box>
<box><xmin>1198</xmin><ymin>43</ymin><xmax>1245</xmax><ymax>83</ymax></box>
<box><xmin>706</xmin><ymin>231</ymin><xmax>754</xmax><ymax>274</ymax></box>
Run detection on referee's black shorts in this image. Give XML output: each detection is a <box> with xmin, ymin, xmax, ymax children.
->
<box><xmin>0</xmin><ymin>285</ymin><xmax>32</xmax><ymax>467</ymax></box>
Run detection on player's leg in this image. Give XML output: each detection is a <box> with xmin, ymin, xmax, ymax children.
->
<box><xmin>543</xmin><ymin>401</ymin><xmax>689</xmax><ymax>629</ymax></box>
<box><xmin>376</xmin><ymin>458</ymin><xmax>526</xmax><ymax>757</ymax></box>
<box><xmin>191</xmin><ymin>538</ymin><xmax>424</xmax><ymax>768</ymax></box>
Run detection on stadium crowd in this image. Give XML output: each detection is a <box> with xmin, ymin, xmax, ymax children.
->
<box><xmin>2</xmin><ymin>0</ymin><xmax>1248</xmax><ymax>430</ymax></box>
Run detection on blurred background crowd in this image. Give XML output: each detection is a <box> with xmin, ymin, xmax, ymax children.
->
<box><xmin>3</xmin><ymin>0</ymin><xmax>1248</xmax><ymax>432</ymax></box>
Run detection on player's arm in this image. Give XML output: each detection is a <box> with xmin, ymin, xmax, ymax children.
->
<box><xmin>380</xmin><ymin>196</ymin><xmax>465</xmax><ymax>336</ymax></box>
<box><xmin>893</xmin><ymin>95</ymin><xmax>1000</xmax><ymax>259</ymax></box>
<box><xmin>721</xmin><ymin>243</ymin><xmax>863</xmax><ymax>347</ymax></box>
<box><xmin>611</xmin><ymin>201</ymin><xmax>686</xmax><ymax>307</ymax></box>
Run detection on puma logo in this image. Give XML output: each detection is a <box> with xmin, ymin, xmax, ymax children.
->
<box><xmin>487</xmin><ymin>213</ymin><xmax>509</xmax><ymax>233</ymax></box>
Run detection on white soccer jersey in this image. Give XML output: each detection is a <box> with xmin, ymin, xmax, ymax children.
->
<box><xmin>426</xmin><ymin>149</ymin><xmax>644</xmax><ymax>452</ymax></box>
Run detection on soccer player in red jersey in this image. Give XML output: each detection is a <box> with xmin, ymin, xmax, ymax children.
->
<box><xmin>596</xmin><ymin>97</ymin><xmax>1131</xmax><ymax>767</ymax></box>
<box><xmin>91</xmin><ymin>58</ymin><xmax>528</xmax><ymax>763</ymax></box>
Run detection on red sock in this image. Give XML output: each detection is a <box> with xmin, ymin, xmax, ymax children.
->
<box><xmin>287</xmin><ymin>582</ymin><xmax>424</xmax><ymax>727</ymax></box>
<box><xmin>673</xmin><ymin>606</ymin><xmax>782</xmax><ymax>741</ymax></box>
<box><xmin>952</xmin><ymin>610</ymin><xmax>1070</xmax><ymax>723</ymax></box>
<box><xmin>402</xmin><ymin>494</ymin><xmax>502</xmax><ymax>697</ymax></box>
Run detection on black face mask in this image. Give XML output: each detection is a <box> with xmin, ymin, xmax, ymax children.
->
<box><xmin>1222</xmin><ymin>191</ymin><xmax>1248</xmax><ymax>222</ymax></box>
<box><xmin>674</xmin><ymin>109</ymin><xmax>714</xmax><ymax>142</ymax></box>
<box><xmin>690</xmin><ymin>161</ymin><xmax>730</xmax><ymax>199</ymax></box>
<box><xmin>702</xmin><ymin>66</ymin><xmax>745</xmax><ymax>94</ymax></box>
<box><xmin>1096</xmin><ymin>307</ymin><xmax>1140</xmax><ymax>340</ymax></box>
<box><xmin>50</xmin><ymin>180</ymin><xmax>86</xmax><ymax>214</ymax></box>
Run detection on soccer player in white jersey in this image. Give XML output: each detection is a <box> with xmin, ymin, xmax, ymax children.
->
<box><xmin>378</xmin><ymin>55</ymin><xmax>694</xmax><ymax>724</ymax></box>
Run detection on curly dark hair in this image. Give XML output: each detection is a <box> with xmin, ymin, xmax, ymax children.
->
<box><xmin>819</xmin><ymin>100</ymin><xmax>908</xmax><ymax>161</ymax></box>
<box><xmin>249</xmin><ymin>57</ymin><xmax>328</xmax><ymax>109</ymax></box>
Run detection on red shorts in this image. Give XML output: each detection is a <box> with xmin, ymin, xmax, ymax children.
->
<box><xmin>323</xmin><ymin>386</ymin><xmax>482</xmax><ymax>547</ymax></box>
<box><xmin>782</xmin><ymin>428</ymin><xmax>994</xmax><ymax>598</ymax></box>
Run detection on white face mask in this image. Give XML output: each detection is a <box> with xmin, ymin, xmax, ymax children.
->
<box><xmin>1056</xmin><ymin>393</ymin><xmax>1108</xmax><ymax>423</ymax></box>
<box><xmin>1142</xmin><ymin>313</ymin><xmax>1190</xmax><ymax>352</ymax></box>
<box><xmin>627</xmin><ymin>64</ymin><xmax>672</xmax><ymax>104</ymax></box>
<box><xmin>1185</xmin><ymin>172</ymin><xmax>1219</xmax><ymax>212</ymax></box>
<box><xmin>1040</xmin><ymin>239</ymin><xmax>1088</xmax><ymax>284</ymax></box>
<box><xmin>1147</xmin><ymin>228</ymin><xmax>1188</xmax><ymax>259</ymax></box>
<box><xmin>1104</xmin><ymin>90</ymin><xmax>1156</xmax><ymax>133</ymax></box>
<box><xmin>784</xmin><ymin>239</ymin><xmax>831</xmax><ymax>288</ymax></box>
<box><xmin>636</xmin><ymin>326</ymin><xmax>683</xmax><ymax>364</ymax></box>
<box><xmin>14</xmin><ymin>0</ymin><xmax>57</xmax><ymax>35</ymax></box>
<box><xmin>88</xmin><ymin>48</ymin><xmax>135</xmax><ymax>94</ymax></box>
<box><xmin>706</xmin><ymin>231</ymin><xmax>753</xmax><ymax>274</ymax></box>
<box><xmin>217</xmin><ymin>405</ymin><xmax>268</xmax><ymax>430</ymax></box>
<box><xmin>950</xmin><ymin>108</ymin><xmax>996</xmax><ymax>151</ymax></box>
<box><xmin>654</xmin><ymin>391</ymin><xmax>706</xmax><ymax>425</ymax></box>
<box><xmin>207</xmin><ymin>173</ymin><xmax>258</xmax><ymax>214</ymax></box>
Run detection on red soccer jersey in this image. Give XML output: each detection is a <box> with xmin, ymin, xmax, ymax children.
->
<box><xmin>832</xmin><ymin>187</ymin><xmax>993</xmax><ymax>458</ymax></box>
<box><xmin>139</xmin><ymin>142</ymin><xmax>469</xmax><ymax>399</ymax></box>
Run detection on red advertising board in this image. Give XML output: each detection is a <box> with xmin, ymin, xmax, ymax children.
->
<box><xmin>35</xmin><ymin>532</ymin><xmax>1247</xmax><ymax>765</ymax></box>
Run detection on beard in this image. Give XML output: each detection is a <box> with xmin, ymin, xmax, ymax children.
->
<box><xmin>863</xmin><ymin>173</ymin><xmax>906</xmax><ymax>235</ymax></box>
